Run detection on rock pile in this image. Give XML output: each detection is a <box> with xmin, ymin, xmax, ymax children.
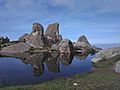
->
<box><xmin>91</xmin><ymin>47</ymin><xmax>120</xmax><ymax>63</ymax></box>
<box><xmin>0</xmin><ymin>22</ymin><xmax>101</xmax><ymax>54</ymax></box>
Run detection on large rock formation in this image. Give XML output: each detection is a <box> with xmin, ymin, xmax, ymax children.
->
<box><xmin>91</xmin><ymin>47</ymin><xmax>120</xmax><ymax>63</ymax></box>
<box><xmin>77</xmin><ymin>35</ymin><xmax>91</xmax><ymax>45</ymax></box>
<box><xmin>75</xmin><ymin>35</ymin><xmax>92</xmax><ymax>53</ymax></box>
<box><xmin>58</xmin><ymin>39</ymin><xmax>74</xmax><ymax>53</ymax></box>
<box><xmin>1</xmin><ymin>42</ymin><xmax>30</xmax><ymax>53</ymax></box>
<box><xmin>0</xmin><ymin>23</ymin><xmax>101</xmax><ymax>54</ymax></box>
<box><xmin>23</xmin><ymin>23</ymin><xmax>45</xmax><ymax>48</ymax></box>
<box><xmin>75</xmin><ymin>35</ymin><xmax>101</xmax><ymax>53</ymax></box>
<box><xmin>45</xmin><ymin>23</ymin><xmax>62</xmax><ymax>45</ymax></box>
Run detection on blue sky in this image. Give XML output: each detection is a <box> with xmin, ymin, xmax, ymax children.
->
<box><xmin>0</xmin><ymin>0</ymin><xmax>120</xmax><ymax>44</ymax></box>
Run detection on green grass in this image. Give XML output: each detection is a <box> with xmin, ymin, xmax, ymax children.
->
<box><xmin>1</xmin><ymin>58</ymin><xmax>120</xmax><ymax>90</ymax></box>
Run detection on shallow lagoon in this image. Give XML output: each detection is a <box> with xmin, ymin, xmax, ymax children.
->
<box><xmin>0</xmin><ymin>52</ymin><xmax>95</xmax><ymax>87</ymax></box>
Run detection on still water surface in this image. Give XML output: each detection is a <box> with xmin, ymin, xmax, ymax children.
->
<box><xmin>0</xmin><ymin>52</ymin><xmax>94</xmax><ymax>86</ymax></box>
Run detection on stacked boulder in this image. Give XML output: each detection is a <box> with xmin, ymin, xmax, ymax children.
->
<box><xmin>45</xmin><ymin>23</ymin><xmax>62</xmax><ymax>46</ymax></box>
<box><xmin>19</xmin><ymin>23</ymin><xmax>45</xmax><ymax>48</ymax></box>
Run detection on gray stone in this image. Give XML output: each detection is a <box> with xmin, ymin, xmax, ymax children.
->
<box><xmin>75</xmin><ymin>35</ymin><xmax>92</xmax><ymax>53</ymax></box>
<box><xmin>1</xmin><ymin>42</ymin><xmax>30</xmax><ymax>53</ymax></box>
<box><xmin>114</xmin><ymin>60</ymin><xmax>120</xmax><ymax>73</ymax></box>
<box><xmin>18</xmin><ymin>33</ymin><xmax>29</xmax><ymax>42</ymax></box>
<box><xmin>22</xmin><ymin>23</ymin><xmax>45</xmax><ymax>48</ymax></box>
<box><xmin>91</xmin><ymin>47</ymin><xmax>120</xmax><ymax>63</ymax></box>
<box><xmin>32</xmin><ymin>23</ymin><xmax>44</xmax><ymax>36</ymax></box>
<box><xmin>45</xmin><ymin>23</ymin><xmax>62</xmax><ymax>44</ymax></box>
<box><xmin>58</xmin><ymin>39</ymin><xmax>74</xmax><ymax>53</ymax></box>
<box><xmin>77</xmin><ymin>35</ymin><xmax>91</xmax><ymax>45</ymax></box>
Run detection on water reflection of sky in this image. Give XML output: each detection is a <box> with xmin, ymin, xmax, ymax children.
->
<box><xmin>0</xmin><ymin>54</ymin><xmax>95</xmax><ymax>86</ymax></box>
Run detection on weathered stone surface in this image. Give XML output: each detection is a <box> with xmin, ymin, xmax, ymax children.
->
<box><xmin>75</xmin><ymin>42</ymin><xmax>91</xmax><ymax>53</ymax></box>
<box><xmin>114</xmin><ymin>60</ymin><xmax>120</xmax><ymax>73</ymax></box>
<box><xmin>75</xmin><ymin>35</ymin><xmax>92</xmax><ymax>53</ymax></box>
<box><xmin>20</xmin><ymin>23</ymin><xmax>45</xmax><ymax>48</ymax></box>
<box><xmin>1</xmin><ymin>42</ymin><xmax>30</xmax><ymax>53</ymax></box>
<box><xmin>58</xmin><ymin>39</ymin><xmax>74</xmax><ymax>53</ymax></box>
<box><xmin>18</xmin><ymin>33</ymin><xmax>29</xmax><ymax>42</ymax></box>
<box><xmin>26</xmin><ymin>34</ymin><xmax>44</xmax><ymax>48</ymax></box>
<box><xmin>77</xmin><ymin>35</ymin><xmax>91</xmax><ymax>45</ymax></box>
<box><xmin>32</xmin><ymin>23</ymin><xmax>44</xmax><ymax>36</ymax></box>
<box><xmin>75</xmin><ymin>35</ymin><xmax>101</xmax><ymax>53</ymax></box>
<box><xmin>91</xmin><ymin>47</ymin><xmax>120</xmax><ymax>63</ymax></box>
<box><xmin>45</xmin><ymin>23</ymin><xmax>62</xmax><ymax>44</ymax></box>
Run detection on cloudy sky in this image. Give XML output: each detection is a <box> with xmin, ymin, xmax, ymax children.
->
<box><xmin>0</xmin><ymin>0</ymin><xmax>120</xmax><ymax>44</ymax></box>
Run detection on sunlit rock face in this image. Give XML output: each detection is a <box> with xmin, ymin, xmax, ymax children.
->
<box><xmin>75</xmin><ymin>35</ymin><xmax>92</xmax><ymax>53</ymax></box>
<box><xmin>21</xmin><ymin>23</ymin><xmax>45</xmax><ymax>48</ymax></box>
<box><xmin>1</xmin><ymin>42</ymin><xmax>31</xmax><ymax>53</ymax></box>
<box><xmin>58</xmin><ymin>39</ymin><xmax>74</xmax><ymax>54</ymax></box>
<box><xmin>45</xmin><ymin>23</ymin><xmax>62</xmax><ymax>46</ymax></box>
<box><xmin>32</xmin><ymin>23</ymin><xmax>44</xmax><ymax>36</ymax></box>
<box><xmin>77</xmin><ymin>35</ymin><xmax>91</xmax><ymax>45</ymax></box>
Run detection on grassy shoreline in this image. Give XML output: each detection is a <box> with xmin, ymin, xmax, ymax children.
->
<box><xmin>0</xmin><ymin>58</ymin><xmax>120</xmax><ymax>90</ymax></box>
